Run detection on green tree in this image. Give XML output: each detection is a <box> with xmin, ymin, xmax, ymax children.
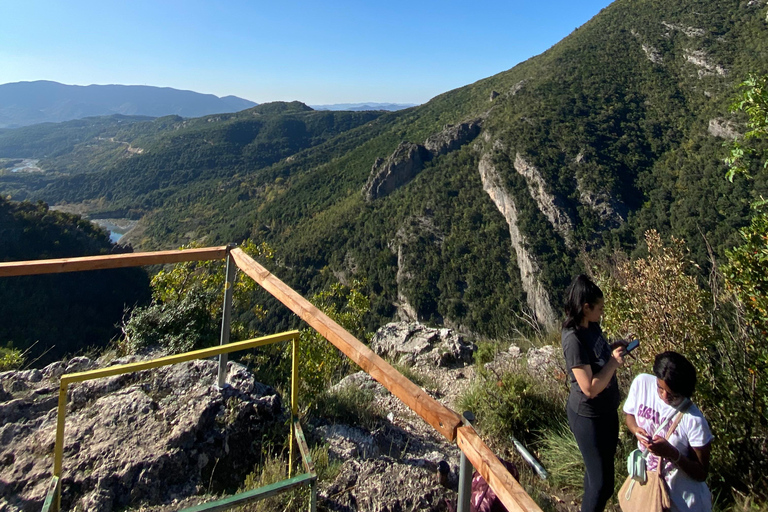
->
<box><xmin>726</xmin><ymin>74</ymin><xmax>768</xmax><ymax>181</ymax></box>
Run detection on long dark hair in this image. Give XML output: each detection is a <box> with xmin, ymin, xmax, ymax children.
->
<box><xmin>563</xmin><ymin>274</ymin><xmax>603</xmax><ymax>329</ymax></box>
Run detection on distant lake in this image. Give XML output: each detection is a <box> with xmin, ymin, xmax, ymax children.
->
<box><xmin>91</xmin><ymin>219</ymin><xmax>136</xmax><ymax>243</ymax></box>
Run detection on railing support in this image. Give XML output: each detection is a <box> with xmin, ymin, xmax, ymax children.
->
<box><xmin>457</xmin><ymin>411</ymin><xmax>475</xmax><ymax>512</ymax></box>
<box><xmin>289</xmin><ymin>336</ymin><xmax>299</xmax><ymax>477</ymax></box>
<box><xmin>217</xmin><ymin>245</ymin><xmax>237</xmax><ymax>389</ymax></box>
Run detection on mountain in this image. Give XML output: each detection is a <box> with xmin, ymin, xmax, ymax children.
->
<box><xmin>310</xmin><ymin>103</ymin><xmax>417</xmax><ymax>111</ymax></box>
<box><xmin>1</xmin><ymin>0</ymin><xmax>767</xmax><ymax>338</ymax></box>
<box><xmin>0</xmin><ymin>81</ymin><xmax>257</xmax><ymax>128</ymax></box>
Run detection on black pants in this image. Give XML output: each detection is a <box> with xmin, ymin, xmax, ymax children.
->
<box><xmin>567</xmin><ymin>407</ymin><xmax>619</xmax><ymax>512</ymax></box>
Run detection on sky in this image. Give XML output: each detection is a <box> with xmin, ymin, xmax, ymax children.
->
<box><xmin>0</xmin><ymin>0</ymin><xmax>614</xmax><ymax>105</ymax></box>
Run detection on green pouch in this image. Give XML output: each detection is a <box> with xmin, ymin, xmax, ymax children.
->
<box><xmin>627</xmin><ymin>449</ymin><xmax>647</xmax><ymax>483</ymax></box>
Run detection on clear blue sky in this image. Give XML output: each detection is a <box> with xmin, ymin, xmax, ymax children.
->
<box><xmin>0</xmin><ymin>0</ymin><xmax>613</xmax><ymax>105</ymax></box>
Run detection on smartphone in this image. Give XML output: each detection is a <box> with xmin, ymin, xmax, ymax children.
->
<box><xmin>626</xmin><ymin>339</ymin><xmax>640</xmax><ymax>353</ymax></box>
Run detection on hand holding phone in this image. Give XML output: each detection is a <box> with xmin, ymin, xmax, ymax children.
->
<box><xmin>626</xmin><ymin>339</ymin><xmax>640</xmax><ymax>353</ymax></box>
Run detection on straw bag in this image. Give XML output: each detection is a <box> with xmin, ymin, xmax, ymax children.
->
<box><xmin>619</xmin><ymin>402</ymin><xmax>689</xmax><ymax>512</ymax></box>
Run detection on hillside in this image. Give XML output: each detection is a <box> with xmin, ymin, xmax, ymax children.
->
<box><xmin>0</xmin><ymin>198</ymin><xmax>151</xmax><ymax>364</ymax></box>
<box><xmin>1</xmin><ymin>0</ymin><xmax>767</xmax><ymax>338</ymax></box>
<box><xmin>0</xmin><ymin>81</ymin><xmax>257</xmax><ymax>128</ymax></box>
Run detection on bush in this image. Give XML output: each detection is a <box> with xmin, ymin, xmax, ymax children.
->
<box><xmin>0</xmin><ymin>346</ymin><xmax>24</xmax><ymax>371</ymax></box>
<box><xmin>457</xmin><ymin>362</ymin><xmax>567</xmax><ymax>445</ymax></box>
<box><xmin>594</xmin><ymin>230</ymin><xmax>768</xmax><ymax>505</ymax></box>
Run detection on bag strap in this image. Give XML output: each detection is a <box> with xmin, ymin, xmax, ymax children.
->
<box><xmin>657</xmin><ymin>399</ymin><xmax>691</xmax><ymax>475</ymax></box>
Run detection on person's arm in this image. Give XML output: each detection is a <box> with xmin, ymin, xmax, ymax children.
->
<box><xmin>645</xmin><ymin>438</ymin><xmax>711</xmax><ymax>482</ymax></box>
<box><xmin>571</xmin><ymin>345</ymin><xmax>625</xmax><ymax>398</ymax></box>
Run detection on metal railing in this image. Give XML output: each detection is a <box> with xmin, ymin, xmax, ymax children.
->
<box><xmin>0</xmin><ymin>245</ymin><xmax>542</xmax><ymax>512</ymax></box>
<box><xmin>41</xmin><ymin>331</ymin><xmax>317</xmax><ymax>512</ymax></box>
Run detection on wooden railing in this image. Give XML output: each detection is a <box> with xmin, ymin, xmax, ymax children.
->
<box><xmin>1</xmin><ymin>246</ymin><xmax>542</xmax><ymax>512</ymax></box>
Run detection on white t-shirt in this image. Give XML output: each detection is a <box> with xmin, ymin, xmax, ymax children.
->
<box><xmin>623</xmin><ymin>374</ymin><xmax>714</xmax><ymax>512</ymax></box>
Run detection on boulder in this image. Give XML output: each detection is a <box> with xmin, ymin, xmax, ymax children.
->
<box><xmin>370</xmin><ymin>322</ymin><xmax>475</xmax><ymax>368</ymax></box>
<box><xmin>0</xmin><ymin>357</ymin><xmax>282</xmax><ymax>512</ymax></box>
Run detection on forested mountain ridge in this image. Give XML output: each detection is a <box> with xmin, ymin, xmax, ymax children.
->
<box><xmin>0</xmin><ymin>80</ymin><xmax>257</xmax><ymax>128</ymax></box>
<box><xmin>1</xmin><ymin>0</ymin><xmax>767</xmax><ymax>337</ymax></box>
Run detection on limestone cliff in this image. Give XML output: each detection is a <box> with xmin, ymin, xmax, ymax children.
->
<box><xmin>513</xmin><ymin>153</ymin><xmax>575</xmax><ymax>247</ymax></box>
<box><xmin>477</xmin><ymin>152</ymin><xmax>558</xmax><ymax>328</ymax></box>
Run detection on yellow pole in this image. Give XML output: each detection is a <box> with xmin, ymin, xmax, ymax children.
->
<box><xmin>289</xmin><ymin>335</ymin><xmax>299</xmax><ymax>477</ymax></box>
<box><xmin>53</xmin><ymin>382</ymin><xmax>68</xmax><ymax>510</ymax></box>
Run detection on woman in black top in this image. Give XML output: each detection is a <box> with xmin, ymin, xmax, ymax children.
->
<box><xmin>561</xmin><ymin>275</ymin><xmax>626</xmax><ymax>512</ymax></box>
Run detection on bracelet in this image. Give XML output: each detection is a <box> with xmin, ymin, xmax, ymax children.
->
<box><xmin>672</xmin><ymin>447</ymin><xmax>682</xmax><ymax>464</ymax></box>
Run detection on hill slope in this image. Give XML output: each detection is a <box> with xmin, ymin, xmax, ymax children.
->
<box><xmin>2</xmin><ymin>0</ymin><xmax>767</xmax><ymax>337</ymax></box>
<box><xmin>0</xmin><ymin>81</ymin><xmax>257</xmax><ymax>128</ymax></box>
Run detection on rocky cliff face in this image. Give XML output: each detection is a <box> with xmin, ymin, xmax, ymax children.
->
<box><xmin>0</xmin><ymin>356</ymin><xmax>282</xmax><ymax>512</ymax></box>
<box><xmin>477</xmin><ymin>151</ymin><xmax>558</xmax><ymax>328</ymax></box>
<box><xmin>364</xmin><ymin>120</ymin><xmax>483</xmax><ymax>201</ymax></box>
<box><xmin>513</xmin><ymin>153</ymin><xmax>575</xmax><ymax>247</ymax></box>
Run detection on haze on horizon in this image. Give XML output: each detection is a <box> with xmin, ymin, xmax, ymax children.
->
<box><xmin>0</xmin><ymin>0</ymin><xmax>613</xmax><ymax>106</ymax></box>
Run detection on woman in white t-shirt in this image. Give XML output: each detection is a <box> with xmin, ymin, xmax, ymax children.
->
<box><xmin>623</xmin><ymin>352</ymin><xmax>713</xmax><ymax>511</ymax></box>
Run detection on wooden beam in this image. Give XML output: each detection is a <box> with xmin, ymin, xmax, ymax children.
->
<box><xmin>0</xmin><ymin>246</ymin><xmax>229</xmax><ymax>277</ymax></box>
<box><xmin>230</xmin><ymin>248</ymin><xmax>463</xmax><ymax>441</ymax></box>
<box><xmin>457</xmin><ymin>425</ymin><xmax>543</xmax><ymax>512</ymax></box>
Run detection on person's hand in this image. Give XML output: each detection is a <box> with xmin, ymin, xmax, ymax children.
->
<box><xmin>610</xmin><ymin>339</ymin><xmax>628</xmax><ymax>350</ymax></box>
<box><xmin>634</xmin><ymin>427</ymin><xmax>652</xmax><ymax>448</ymax></box>
<box><xmin>647</xmin><ymin>436</ymin><xmax>680</xmax><ymax>460</ymax></box>
<box><xmin>611</xmin><ymin>345</ymin><xmax>626</xmax><ymax>366</ymax></box>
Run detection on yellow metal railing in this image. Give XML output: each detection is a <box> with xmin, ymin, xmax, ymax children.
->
<box><xmin>48</xmin><ymin>331</ymin><xmax>305</xmax><ymax>511</ymax></box>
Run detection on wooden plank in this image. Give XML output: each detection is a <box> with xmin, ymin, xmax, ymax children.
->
<box><xmin>230</xmin><ymin>248</ymin><xmax>463</xmax><ymax>441</ymax></box>
<box><xmin>0</xmin><ymin>246</ymin><xmax>228</xmax><ymax>277</ymax></box>
<box><xmin>61</xmin><ymin>331</ymin><xmax>298</xmax><ymax>385</ymax></box>
<box><xmin>457</xmin><ymin>425</ymin><xmax>543</xmax><ymax>512</ymax></box>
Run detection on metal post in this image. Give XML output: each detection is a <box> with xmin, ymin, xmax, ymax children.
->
<box><xmin>457</xmin><ymin>411</ymin><xmax>475</xmax><ymax>512</ymax></box>
<box><xmin>289</xmin><ymin>336</ymin><xmax>299</xmax><ymax>477</ymax></box>
<box><xmin>53</xmin><ymin>382</ymin><xmax>68</xmax><ymax>511</ymax></box>
<box><xmin>309</xmin><ymin>480</ymin><xmax>317</xmax><ymax>512</ymax></box>
<box><xmin>217</xmin><ymin>245</ymin><xmax>237</xmax><ymax>389</ymax></box>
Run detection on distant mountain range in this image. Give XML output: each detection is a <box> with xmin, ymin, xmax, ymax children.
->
<box><xmin>310</xmin><ymin>102</ymin><xmax>417</xmax><ymax>112</ymax></box>
<box><xmin>0</xmin><ymin>81</ymin><xmax>258</xmax><ymax>128</ymax></box>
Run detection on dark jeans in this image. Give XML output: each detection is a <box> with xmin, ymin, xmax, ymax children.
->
<box><xmin>567</xmin><ymin>407</ymin><xmax>619</xmax><ymax>512</ymax></box>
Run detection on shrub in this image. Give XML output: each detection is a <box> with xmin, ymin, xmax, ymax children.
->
<box><xmin>0</xmin><ymin>346</ymin><xmax>24</xmax><ymax>371</ymax></box>
<box><xmin>595</xmin><ymin>230</ymin><xmax>768</xmax><ymax>505</ymax></box>
<box><xmin>457</xmin><ymin>362</ymin><xmax>567</xmax><ymax>445</ymax></box>
<box><xmin>597</xmin><ymin>230</ymin><xmax>711</xmax><ymax>367</ymax></box>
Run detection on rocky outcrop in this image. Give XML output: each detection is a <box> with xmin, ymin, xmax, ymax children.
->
<box><xmin>478</xmin><ymin>152</ymin><xmax>558</xmax><ymax>327</ymax></box>
<box><xmin>423</xmin><ymin>120</ymin><xmax>482</xmax><ymax>158</ymax></box>
<box><xmin>708</xmin><ymin>118</ymin><xmax>740</xmax><ymax>140</ymax></box>
<box><xmin>364</xmin><ymin>119</ymin><xmax>483</xmax><ymax>201</ymax></box>
<box><xmin>661</xmin><ymin>21</ymin><xmax>706</xmax><ymax>38</ymax></box>
<box><xmin>0</xmin><ymin>356</ymin><xmax>282</xmax><ymax>512</ymax></box>
<box><xmin>389</xmin><ymin>216</ymin><xmax>444</xmax><ymax>322</ymax></box>
<box><xmin>513</xmin><ymin>153</ymin><xmax>575</xmax><ymax>246</ymax></box>
<box><xmin>363</xmin><ymin>142</ymin><xmax>431</xmax><ymax>201</ymax></box>
<box><xmin>574</xmin><ymin>153</ymin><xmax>627</xmax><ymax>227</ymax></box>
<box><xmin>370</xmin><ymin>322</ymin><xmax>476</xmax><ymax>368</ymax></box>
<box><xmin>684</xmin><ymin>49</ymin><xmax>728</xmax><ymax>78</ymax></box>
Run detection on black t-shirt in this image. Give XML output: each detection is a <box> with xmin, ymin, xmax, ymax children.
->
<box><xmin>561</xmin><ymin>323</ymin><xmax>620</xmax><ymax>418</ymax></box>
